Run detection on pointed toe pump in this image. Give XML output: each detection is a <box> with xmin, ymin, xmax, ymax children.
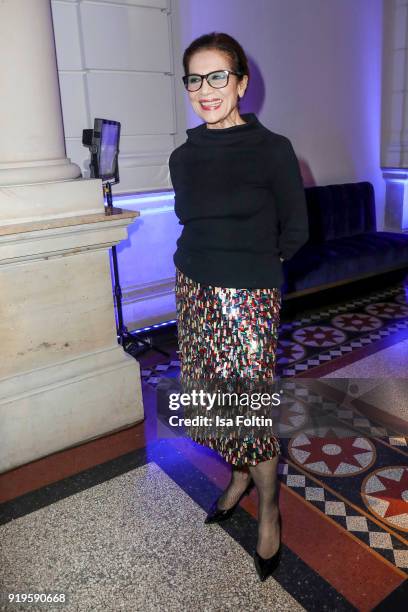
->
<box><xmin>253</xmin><ymin>513</ymin><xmax>282</xmax><ymax>581</ymax></box>
<box><xmin>204</xmin><ymin>480</ymin><xmax>255</xmax><ymax>524</ymax></box>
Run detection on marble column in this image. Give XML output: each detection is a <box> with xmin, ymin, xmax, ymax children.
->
<box><xmin>0</xmin><ymin>0</ymin><xmax>80</xmax><ymax>186</ymax></box>
<box><xmin>0</xmin><ymin>0</ymin><xmax>144</xmax><ymax>473</ymax></box>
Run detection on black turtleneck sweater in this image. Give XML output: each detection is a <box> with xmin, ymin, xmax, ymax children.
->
<box><xmin>169</xmin><ymin>112</ymin><xmax>309</xmax><ymax>289</ymax></box>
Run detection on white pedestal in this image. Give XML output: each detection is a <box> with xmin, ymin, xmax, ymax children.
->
<box><xmin>0</xmin><ymin>2</ymin><xmax>144</xmax><ymax>474</ymax></box>
<box><xmin>0</xmin><ymin>204</ymin><xmax>144</xmax><ymax>473</ymax></box>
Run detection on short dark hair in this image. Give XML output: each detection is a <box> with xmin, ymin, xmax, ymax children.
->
<box><xmin>183</xmin><ymin>32</ymin><xmax>250</xmax><ymax>88</ymax></box>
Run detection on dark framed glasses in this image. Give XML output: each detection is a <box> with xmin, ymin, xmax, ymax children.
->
<box><xmin>182</xmin><ymin>69</ymin><xmax>243</xmax><ymax>92</ymax></box>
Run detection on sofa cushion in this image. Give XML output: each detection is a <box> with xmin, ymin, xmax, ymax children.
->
<box><xmin>306</xmin><ymin>182</ymin><xmax>377</xmax><ymax>243</ymax></box>
<box><xmin>283</xmin><ymin>231</ymin><xmax>408</xmax><ymax>293</ymax></box>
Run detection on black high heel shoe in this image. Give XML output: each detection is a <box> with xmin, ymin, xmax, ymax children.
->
<box><xmin>204</xmin><ymin>479</ymin><xmax>255</xmax><ymax>524</ymax></box>
<box><xmin>253</xmin><ymin>513</ymin><xmax>282</xmax><ymax>581</ymax></box>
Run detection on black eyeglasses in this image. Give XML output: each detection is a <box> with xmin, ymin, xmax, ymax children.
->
<box><xmin>182</xmin><ymin>69</ymin><xmax>243</xmax><ymax>92</ymax></box>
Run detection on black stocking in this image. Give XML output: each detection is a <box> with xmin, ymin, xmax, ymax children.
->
<box><xmin>249</xmin><ymin>455</ymin><xmax>280</xmax><ymax>558</ymax></box>
<box><xmin>216</xmin><ymin>465</ymin><xmax>253</xmax><ymax>510</ymax></box>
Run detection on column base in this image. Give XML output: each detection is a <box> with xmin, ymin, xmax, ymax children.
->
<box><xmin>0</xmin><ymin>202</ymin><xmax>143</xmax><ymax>474</ymax></box>
<box><xmin>0</xmin><ymin>157</ymin><xmax>81</xmax><ymax>187</ymax></box>
<box><xmin>0</xmin><ymin>346</ymin><xmax>143</xmax><ymax>473</ymax></box>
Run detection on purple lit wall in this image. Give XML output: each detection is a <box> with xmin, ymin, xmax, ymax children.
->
<box><xmin>173</xmin><ymin>0</ymin><xmax>385</xmax><ymax>226</ymax></box>
<box><xmin>109</xmin><ymin>190</ymin><xmax>179</xmax><ymax>330</ymax></box>
<box><xmin>115</xmin><ymin>0</ymin><xmax>385</xmax><ymax>329</ymax></box>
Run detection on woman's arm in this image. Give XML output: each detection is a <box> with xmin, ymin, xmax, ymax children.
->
<box><xmin>269</xmin><ymin>137</ymin><xmax>309</xmax><ymax>261</ymax></box>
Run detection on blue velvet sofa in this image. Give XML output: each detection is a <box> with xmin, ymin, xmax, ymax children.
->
<box><xmin>282</xmin><ymin>181</ymin><xmax>408</xmax><ymax>297</ymax></box>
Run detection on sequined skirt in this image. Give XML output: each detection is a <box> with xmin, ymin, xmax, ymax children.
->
<box><xmin>175</xmin><ymin>266</ymin><xmax>282</xmax><ymax>468</ymax></box>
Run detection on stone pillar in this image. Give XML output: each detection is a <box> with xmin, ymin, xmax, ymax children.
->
<box><xmin>0</xmin><ymin>0</ymin><xmax>144</xmax><ymax>473</ymax></box>
<box><xmin>382</xmin><ymin>0</ymin><xmax>408</xmax><ymax>232</ymax></box>
<box><xmin>0</xmin><ymin>0</ymin><xmax>80</xmax><ymax>186</ymax></box>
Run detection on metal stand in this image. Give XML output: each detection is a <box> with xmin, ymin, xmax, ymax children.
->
<box><xmin>104</xmin><ymin>181</ymin><xmax>170</xmax><ymax>358</ymax></box>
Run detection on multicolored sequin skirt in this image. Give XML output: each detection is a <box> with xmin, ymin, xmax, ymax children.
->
<box><xmin>175</xmin><ymin>265</ymin><xmax>282</xmax><ymax>468</ymax></box>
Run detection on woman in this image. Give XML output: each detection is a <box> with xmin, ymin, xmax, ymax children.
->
<box><xmin>169</xmin><ymin>32</ymin><xmax>309</xmax><ymax>581</ymax></box>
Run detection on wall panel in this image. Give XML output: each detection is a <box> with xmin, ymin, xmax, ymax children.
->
<box><xmin>51</xmin><ymin>0</ymin><xmax>175</xmax><ymax>193</ymax></box>
<box><xmin>81</xmin><ymin>2</ymin><xmax>171</xmax><ymax>72</ymax></box>
<box><xmin>58</xmin><ymin>73</ymin><xmax>89</xmax><ymax>138</ymax></box>
<box><xmin>86</xmin><ymin>72</ymin><xmax>174</xmax><ymax>134</ymax></box>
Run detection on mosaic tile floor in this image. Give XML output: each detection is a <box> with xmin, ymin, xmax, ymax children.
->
<box><xmin>138</xmin><ymin>274</ymin><xmax>408</xmax><ymax>606</ymax></box>
<box><xmin>1</xmin><ymin>274</ymin><xmax>407</xmax><ymax>611</ymax></box>
<box><xmin>141</xmin><ymin>281</ymin><xmax>408</xmax><ymax>383</ymax></box>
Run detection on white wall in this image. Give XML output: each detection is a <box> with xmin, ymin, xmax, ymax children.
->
<box><xmin>111</xmin><ymin>192</ymin><xmax>179</xmax><ymax>330</ymax></box>
<box><xmin>173</xmin><ymin>0</ymin><xmax>386</xmax><ymax>229</ymax></box>
<box><xmin>51</xmin><ymin>0</ymin><xmax>176</xmax><ymax>194</ymax></box>
<box><xmin>51</xmin><ymin>0</ymin><xmax>180</xmax><ymax>330</ymax></box>
<box><xmin>51</xmin><ymin>0</ymin><xmax>385</xmax><ymax>219</ymax></box>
